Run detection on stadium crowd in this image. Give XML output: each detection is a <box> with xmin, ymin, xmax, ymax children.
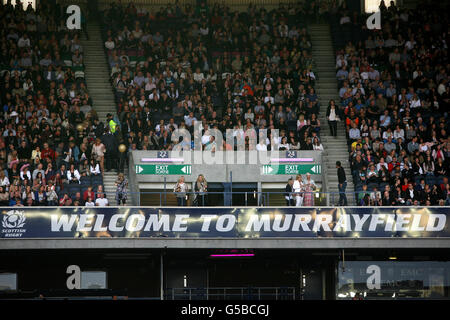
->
<box><xmin>0</xmin><ymin>1</ymin><xmax>123</xmax><ymax>207</ymax></box>
<box><xmin>331</xmin><ymin>1</ymin><xmax>449</xmax><ymax>206</ymax></box>
<box><xmin>101</xmin><ymin>1</ymin><xmax>324</xmax><ymax>151</ymax></box>
<box><xmin>0</xmin><ymin>0</ymin><xmax>448</xmax><ymax>207</ymax></box>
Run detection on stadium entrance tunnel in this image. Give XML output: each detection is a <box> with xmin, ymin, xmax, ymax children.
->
<box><xmin>0</xmin><ymin>249</ymin><xmax>449</xmax><ymax>300</ymax></box>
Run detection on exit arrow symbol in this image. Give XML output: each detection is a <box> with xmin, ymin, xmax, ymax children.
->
<box><xmin>136</xmin><ymin>165</ymin><xmax>143</xmax><ymax>173</ymax></box>
<box><xmin>267</xmin><ymin>166</ymin><xmax>273</xmax><ymax>174</ymax></box>
<box><xmin>311</xmin><ymin>165</ymin><xmax>316</xmax><ymax>173</ymax></box>
<box><xmin>181</xmin><ymin>166</ymin><xmax>187</xmax><ymax>174</ymax></box>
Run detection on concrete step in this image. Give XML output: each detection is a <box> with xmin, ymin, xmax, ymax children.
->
<box><xmin>86</xmin><ymin>78</ymin><xmax>112</xmax><ymax>82</ymax></box>
<box><xmin>317</xmin><ymin>95</ymin><xmax>339</xmax><ymax>101</ymax></box>
<box><xmin>323</xmin><ymin>151</ymin><xmax>350</xmax><ymax>156</ymax></box>
<box><xmin>85</xmin><ymin>65</ymin><xmax>110</xmax><ymax>69</ymax></box>
<box><xmin>316</xmin><ymin>76</ymin><xmax>338</xmax><ymax>81</ymax></box>
<box><xmin>316</xmin><ymin>88</ymin><xmax>337</xmax><ymax>94</ymax></box>
<box><xmin>91</xmin><ymin>104</ymin><xmax>115</xmax><ymax>108</ymax></box>
<box><xmin>310</xmin><ymin>23</ymin><xmax>355</xmax><ymax>195</ymax></box>
<box><xmin>87</xmin><ymin>85</ymin><xmax>114</xmax><ymax>89</ymax></box>
<box><xmin>85</xmin><ymin>63</ymin><xmax>109</xmax><ymax>66</ymax></box>
<box><xmin>320</xmin><ymin>135</ymin><xmax>348</xmax><ymax>140</ymax></box>
<box><xmin>317</xmin><ymin>75</ymin><xmax>337</xmax><ymax>80</ymax></box>
<box><xmin>316</xmin><ymin>64</ymin><xmax>336</xmax><ymax>68</ymax></box>
<box><xmin>312</xmin><ymin>50</ymin><xmax>334</xmax><ymax>54</ymax></box>
<box><xmin>311</xmin><ymin>40</ymin><xmax>333</xmax><ymax>45</ymax></box>
<box><xmin>89</xmin><ymin>96</ymin><xmax>115</xmax><ymax>101</ymax></box>
<box><xmin>87</xmin><ymin>69</ymin><xmax>109</xmax><ymax>74</ymax></box>
<box><xmin>322</xmin><ymin>145</ymin><xmax>348</xmax><ymax>149</ymax></box>
<box><xmin>322</xmin><ymin>145</ymin><xmax>349</xmax><ymax>150</ymax></box>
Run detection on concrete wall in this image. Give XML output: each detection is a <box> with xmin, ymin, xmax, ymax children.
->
<box><xmin>2</xmin><ymin>238</ymin><xmax>450</xmax><ymax>250</ymax></box>
<box><xmin>129</xmin><ymin>150</ymin><xmax>324</xmax><ymax>184</ymax></box>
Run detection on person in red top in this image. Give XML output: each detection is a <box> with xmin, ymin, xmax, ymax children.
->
<box><xmin>41</xmin><ymin>142</ymin><xmax>56</xmax><ymax>162</ymax></box>
<box><xmin>59</xmin><ymin>193</ymin><xmax>72</xmax><ymax>206</ymax></box>
<box><xmin>83</xmin><ymin>186</ymin><xmax>95</xmax><ymax>202</ymax></box>
<box><xmin>241</xmin><ymin>81</ymin><xmax>254</xmax><ymax>96</ymax></box>
<box><xmin>388</xmin><ymin>156</ymin><xmax>400</xmax><ymax>172</ymax></box>
<box><xmin>401</xmin><ymin>177</ymin><xmax>410</xmax><ymax>192</ymax></box>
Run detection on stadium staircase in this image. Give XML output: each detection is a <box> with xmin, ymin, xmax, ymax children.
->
<box><xmin>309</xmin><ymin>24</ymin><xmax>355</xmax><ymax>206</ymax></box>
<box><xmin>81</xmin><ymin>22</ymin><xmax>133</xmax><ymax>206</ymax></box>
<box><xmin>80</xmin><ymin>22</ymin><xmax>114</xmax><ymax>122</ymax></box>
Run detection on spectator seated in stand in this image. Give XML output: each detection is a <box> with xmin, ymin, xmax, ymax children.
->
<box><xmin>0</xmin><ymin>2</ymin><xmax>118</xmax><ymax>207</ymax></box>
<box><xmin>330</xmin><ymin>1</ymin><xmax>449</xmax><ymax>206</ymax></box>
<box><xmin>100</xmin><ymin>1</ymin><xmax>321</xmax><ymax>152</ymax></box>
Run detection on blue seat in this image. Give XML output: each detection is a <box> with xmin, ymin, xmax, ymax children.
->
<box><xmin>80</xmin><ymin>176</ymin><xmax>91</xmax><ymax>186</ymax></box>
<box><xmin>92</xmin><ymin>181</ymin><xmax>102</xmax><ymax>188</ymax></box>
<box><xmin>92</xmin><ymin>175</ymin><xmax>103</xmax><ymax>185</ymax></box>
<box><xmin>425</xmin><ymin>175</ymin><xmax>436</xmax><ymax>186</ymax></box>
<box><xmin>379</xmin><ymin>182</ymin><xmax>388</xmax><ymax>191</ymax></box>
<box><xmin>63</xmin><ymin>183</ymin><xmax>72</xmax><ymax>194</ymax></box>
<box><xmin>368</xmin><ymin>183</ymin><xmax>379</xmax><ymax>191</ymax></box>
<box><xmin>69</xmin><ymin>186</ymin><xmax>82</xmax><ymax>197</ymax></box>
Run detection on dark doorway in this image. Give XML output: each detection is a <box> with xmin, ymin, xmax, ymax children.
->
<box><xmin>206</xmin><ymin>183</ymin><xmax>224</xmax><ymax>206</ymax></box>
<box><xmin>301</xmin><ymin>268</ymin><xmax>324</xmax><ymax>300</ymax></box>
<box><xmin>231</xmin><ymin>183</ymin><xmax>258</xmax><ymax>206</ymax></box>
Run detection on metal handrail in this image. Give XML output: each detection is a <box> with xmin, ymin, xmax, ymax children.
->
<box><xmin>30</xmin><ymin>189</ymin><xmax>446</xmax><ymax>207</ymax></box>
<box><xmin>165</xmin><ymin>287</ymin><xmax>296</xmax><ymax>300</ymax></box>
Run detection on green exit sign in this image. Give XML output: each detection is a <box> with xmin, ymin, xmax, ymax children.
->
<box><xmin>262</xmin><ymin>164</ymin><xmax>321</xmax><ymax>175</ymax></box>
<box><xmin>135</xmin><ymin>164</ymin><xmax>192</xmax><ymax>175</ymax></box>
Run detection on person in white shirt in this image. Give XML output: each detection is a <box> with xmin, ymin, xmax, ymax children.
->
<box><xmin>85</xmin><ymin>197</ymin><xmax>95</xmax><ymax>207</ymax></box>
<box><xmin>193</xmin><ymin>68</ymin><xmax>205</xmax><ymax>82</ymax></box>
<box><xmin>155</xmin><ymin>120</ymin><xmax>167</xmax><ymax>133</ymax></box>
<box><xmin>89</xmin><ymin>159</ymin><xmax>101</xmax><ymax>176</ymax></box>
<box><xmin>95</xmin><ymin>193</ymin><xmax>109</xmax><ymax>206</ymax></box>
<box><xmin>173</xmin><ymin>176</ymin><xmax>189</xmax><ymax>206</ymax></box>
<box><xmin>312</xmin><ymin>137</ymin><xmax>324</xmax><ymax>151</ymax></box>
<box><xmin>0</xmin><ymin>171</ymin><xmax>10</xmax><ymax>189</ymax></box>
<box><xmin>279</xmin><ymin>137</ymin><xmax>290</xmax><ymax>150</ymax></box>
<box><xmin>376</xmin><ymin>158</ymin><xmax>388</xmax><ymax>172</ymax></box>
<box><xmin>409</xmin><ymin>94</ymin><xmax>421</xmax><ymax>108</ymax></box>
<box><xmin>264</xmin><ymin>92</ymin><xmax>275</xmax><ymax>104</ymax></box>
<box><xmin>184</xmin><ymin>112</ymin><xmax>197</xmax><ymax>127</ymax></box>
<box><xmin>67</xmin><ymin>164</ymin><xmax>81</xmax><ymax>184</ymax></box>
<box><xmin>20</xmin><ymin>167</ymin><xmax>32</xmax><ymax>181</ymax></box>
<box><xmin>201</xmin><ymin>131</ymin><xmax>211</xmax><ymax>145</ymax></box>
<box><xmin>105</xmin><ymin>37</ymin><xmax>115</xmax><ymax>50</ymax></box>
<box><xmin>293</xmin><ymin>174</ymin><xmax>304</xmax><ymax>207</ymax></box>
<box><xmin>256</xmin><ymin>140</ymin><xmax>267</xmax><ymax>151</ymax></box>
<box><xmin>18</xmin><ymin>34</ymin><xmax>31</xmax><ymax>48</ymax></box>
<box><xmin>393</xmin><ymin>125</ymin><xmax>405</xmax><ymax>141</ymax></box>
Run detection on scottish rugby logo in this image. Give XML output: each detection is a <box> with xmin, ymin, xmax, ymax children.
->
<box><xmin>2</xmin><ymin>210</ymin><xmax>26</xmax><ymax>228</ymax></box>
<box><xmin>1</xmin><ymin>210</ymin><xmax>26</xmax><ymax>237</ymax></box>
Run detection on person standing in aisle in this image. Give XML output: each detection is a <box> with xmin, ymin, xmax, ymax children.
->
<box><xmin>336</xmin><ymin>161</ymin><xmax>348</xmax><ymax>206</ymax></box>
<box><xmin>174</xmin><ymin>176</ymin><xmax>189</xmax><ymax>206</ymax></box>
<box><xmin>303</xmin><ymin>173</ymin><xmax>317</xmax><ymax>206</ymax></box>
<box><xmin>293</xmin><ymin>174</ymin><xmax>304</xmax><ymax>207</ymax></box>
<box><xmin>115</xmin><ymin>173</ymin><xmax>128</xmax><ymax>206</ymax></box>
<box><xmin>194</xmin><ymin>174</ymin><xmax>208</xmax><ymax>206</ymax></box>
<box><xmin>285</xmin><ymin>177</ymin><xmax>295</xmax><ymax>206</ymax></box>
<box><xmin>326</xmin><ymin>100</ymin><xmax>339</xmax><ymax>137</ymax></box>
